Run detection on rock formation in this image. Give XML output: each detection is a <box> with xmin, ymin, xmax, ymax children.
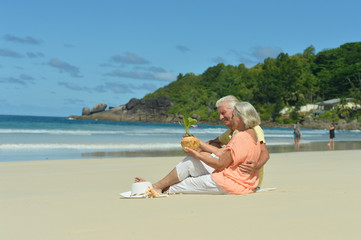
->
<box><xmin>90</xmin><ymin>103</ymin><xmax>107</xmax><ymax>114</ymax></box>
<box><xmin>82</xmin><ymin>107</ymin><xmax>91</xmax><ymax>116</ymax></box>
<box><xmin>69</xmin><ymin>97</ymin><xmax>183</xmax><ymax>123</ymax></box>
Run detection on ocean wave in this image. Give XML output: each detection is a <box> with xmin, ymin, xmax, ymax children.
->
<box><xmin>265</xmin><ymin>141</ymin><xmax>294</xmax><ymax>146</ymax></box>
<box><xmin>0</xmin><ymin>127</ymin><xmax>224</xmax><ymax>136</ymax></box>
<box><xmin>264</xmin><ymin>134</ymin><xmax>294</xmax><ymax>138</ymax></box>
<box><xmin>0</xmin><ymin>129</ymin><xmax>175</xmax><ymax>135</ymax></box>
<box><xmin>0</xmin><ymin>143</ymin><xmax>180</xmax><ymax>151</ymax></box>
<box><xmin>0</xmin><ymin>129</ymin><xmax>107</xmax><ymax>135</ymax></box>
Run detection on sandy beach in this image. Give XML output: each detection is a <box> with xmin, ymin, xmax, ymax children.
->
<box><xmin>1</xmin><ymin>150</ymin><xmax>360</xmax><ymax>240</ymax></box>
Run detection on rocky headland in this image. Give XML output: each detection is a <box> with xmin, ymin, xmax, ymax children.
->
<box><xmin>69</xmin><ymin>97</ymin><xmax>361</xmax><ymax>130</ymax></box>
<box><xmin>69</xmin><ymin>97</ymin><xmax>196</xmax><ymax>123</ymax></box>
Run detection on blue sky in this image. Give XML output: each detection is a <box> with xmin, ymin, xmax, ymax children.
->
<box><xmin>1</xmin><ymin>0</ymin><xmax>360</xmax><ymax>117</ymax></box>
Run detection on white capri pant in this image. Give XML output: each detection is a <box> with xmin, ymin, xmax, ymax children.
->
<box><xmin>168</xmin><ymin>155</ymin><xmax>228</xmax><ymax>194</ymax></box>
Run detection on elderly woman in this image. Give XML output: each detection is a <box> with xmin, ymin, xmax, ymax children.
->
<box><xmin>136</xmin><ymin>101</ymin><xmax>262</xmax><ymax>195</ymax></box>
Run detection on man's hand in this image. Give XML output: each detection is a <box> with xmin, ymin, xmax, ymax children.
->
<box><xmin>239</xmin><ymin>160</ymin><xmax>258</xmax><ymax>174</ymax></box>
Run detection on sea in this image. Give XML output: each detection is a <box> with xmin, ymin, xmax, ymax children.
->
<box><xmin>0</xmin><ymin>115</ymin><xmax>360</xmax><ymax>162</ymax></box>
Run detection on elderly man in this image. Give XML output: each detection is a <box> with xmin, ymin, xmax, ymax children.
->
<box><xmin>207</xmin><ymin>95</ymin><xmax>269</xmax><ymax>188</ymax></box>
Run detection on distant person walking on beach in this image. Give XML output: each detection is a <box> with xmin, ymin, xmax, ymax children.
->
<box><xmin>293</xmin><ymin>122</ymin><xmax>301</xmax><ymax>151</ymax></box>
<box><xmin>328</xmin><ymin>123</ymin><xmax>335</xmax><ymax>150</ymax></box>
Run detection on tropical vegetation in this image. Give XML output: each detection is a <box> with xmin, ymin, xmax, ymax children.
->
<box><xmin>144</xmin><ymin>42</ymin><xmax>361</xmax><ymax>124</ymax></box>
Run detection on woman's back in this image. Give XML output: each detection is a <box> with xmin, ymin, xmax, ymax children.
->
<box><xmin>211</xmin><ymin>132</ymin><xmax>261</xmax><ymax>195</ymax></box>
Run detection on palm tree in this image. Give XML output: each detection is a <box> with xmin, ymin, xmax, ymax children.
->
<box><xmin>337</xmin><ymin>98</ymin><xmax>352</xmax><ymax>119</ymax></box>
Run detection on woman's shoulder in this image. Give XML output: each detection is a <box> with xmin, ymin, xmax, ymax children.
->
<box><xmin>233</xmin><ymin>130</ymin><xmax>257</xmax><ymax>143</ymax></box>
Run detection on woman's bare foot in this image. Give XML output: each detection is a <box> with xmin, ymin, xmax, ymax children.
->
<box><xmin>134</xmin><ymin>177</ymin><xmax>163</xmax><ymax>193</ymax></box>
<box><xmin>134</xmin><ymin>177</ymin><xmax>145</xmax><ymax>182</ymax></box>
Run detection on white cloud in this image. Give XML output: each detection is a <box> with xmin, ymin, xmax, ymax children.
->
<box><xmin>27</xmin><ymin>52</ymin><xmax>45</xmax><ymax>58</ymax></box>
<box><xmin>176</xmin><ymin>45</ymin><xmax>190</xmax><ymax>53</ymax></box>
<box><xmin>226</xmin><ymin>46</ymin><xmax>283</xmax><ymax>67</ymax></box>
<box><xmin>64</xmin><ymin>98</ymin><xmax>85</xmax><ymax>105</ymax></box>
<box><xmin>129</xmin><ymin>83</ymin><xmax>158</xmax><ymax>92</ymax></box>
<box><xmin>252</xmin><ymin>46</ymin><xmax>282</xmax><ymax>61</ymax></box>
<box><xmin>212</xmin><ymin>57</ymin><xmax>226</xmax><ymax>64</ymax></box>
<box><xmin>104</xmin><ymin>82</ymin><xmax>133</xmax><ymax>94</ymax></box>
<box><xmin>106</xmin><ymin>69</ymin><xmax>175</xmax><ymax>82</ymax></box>
<box><xmin>153</xmin><ymin>72</ymin><xmax>176</xmax><ymax>81</ymax></box>
<box><xmin>0</xmin><ymin>74</ymin><xmax>35</xmax><ymax>85</ymax></box>
<box><xmin>110</xmin><ymin>52</ymin><xmax>149</xmax><ymax>65</ymax></box>
<box><xmin>0</xmin><ymin>48</ymin><xmax>23</xmax><ymax>58</ymax></box>
<box><xmin>49</xmin><ymin>58</ymin><xmax>82</xmax><ymax>77</ymax></box>
<box><xmin>3</xmin><ymin>34</ymin><xmax>41</xmax><ymax>45</ymax></box>
<box><xmin>58</xmin><ymin>82</ymin><xmax>89</xmax><ymax>91</ymax></box>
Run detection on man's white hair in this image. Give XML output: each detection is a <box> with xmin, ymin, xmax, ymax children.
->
<box><xmin>215</xmin><ymin>95</ymin><xmax>239</xmax><ymax>110</ymax></box>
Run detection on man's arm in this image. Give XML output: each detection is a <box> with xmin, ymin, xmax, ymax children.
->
<box><xmin>197</xmin><ymin>138</ymin><xmax>224</xmax><ymax>156</ymax></box>
<box><xmin>206</xmin><ymin>137</ymin><xmax>223</xmax><ymax>148</ymax></box>
<box><xmin>185</xmin><ymin>147</ymin><xmax>232</xmax><ymax>170</ymax></box>
<box><xmin>239</xmin><ymin>143</ymin><xmax>270</xmax><ymax>174</ymax></box>
<box><xmin>206</xmin><ymin>128</ymin><xmax>232</xmax><ymax>149</ymax></box>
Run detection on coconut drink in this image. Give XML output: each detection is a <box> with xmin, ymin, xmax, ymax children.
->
<box><xmin>179</xmin><ymin>117</ymin><xmax>200</xmax><ymax>151</ymax></box>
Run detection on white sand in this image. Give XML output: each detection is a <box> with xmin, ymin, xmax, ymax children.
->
<box><xmin>1</xmin><ymin>150</ymin><xmax>360</xmax><ymax>240</ymax></box>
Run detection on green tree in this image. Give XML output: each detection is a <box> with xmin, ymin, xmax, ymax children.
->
<box><xmin>337</xmin><ymin>98</ymin><xmax>352</xmax><ymax>119</ymax></box>
<box><xmin>140</xmin><ymin>42</ymin><xmax>361</xmax><ymax>123</ymax></box>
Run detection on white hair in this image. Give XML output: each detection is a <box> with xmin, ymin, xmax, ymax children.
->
<box><xmin>215</xmin><ymin>95</ymin><xmax>239</xmax><ymax>110</ymax></box>
<box><xmin>234</xmin><ymin>101</ymin><xmax>261</xmax><ymax>129</ymax></box>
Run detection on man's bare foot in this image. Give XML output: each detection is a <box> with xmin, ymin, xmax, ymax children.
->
<box><xmin>134</xmin><ymin>177</ymin><xmax>146</xmax><ymax>182</ymax></box>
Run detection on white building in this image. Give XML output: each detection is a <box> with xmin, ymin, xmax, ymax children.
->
<box><xmin>279</xmin><ymin>98</ymin><xmax>360</xmax><ymax>115</ymax></box>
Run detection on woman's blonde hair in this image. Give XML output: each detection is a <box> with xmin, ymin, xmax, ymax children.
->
<box><xmin>234</xmin><ymin>101</ymin><xmax>261</xmax><ymax>129</ymax></box>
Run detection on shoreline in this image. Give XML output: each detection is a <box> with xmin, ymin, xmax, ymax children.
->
<box><xmin>80</xmin><ymin>140</ymin><xmax>361</xmax><ymax>159</ymax></box>
<box><xmin>1</xmin><ymin>150</ymin><xmax>360</xmax><ymax>240</ymax></box>
<box><xmin>1</xmin><ymin>140</ymin><xmax>361</xmax><ymax>162</ymax></box>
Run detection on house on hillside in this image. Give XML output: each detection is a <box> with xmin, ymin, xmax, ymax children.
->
<box><xmin>279</xmin><ymin>104</ymin><xmax>318</xmax><ymax>115</ymax></box>
<box><xmin>316</xmin><ymin>98</ymin><xmax>341</xmax><ymax>111</ymax></box>
<box><xmin>316</xmin><ymin>98</ymin><xmax>360</xmax><ymax>111</ymax></box>
<box><xmin>299</xmin><ymin>104</ymin><xmax>319</xmax><ymax>113</ymax></box>
<box><xmin>279</xmin><ymin>98</ymin><xmax>360</xmax><ymax>116</ymax></box>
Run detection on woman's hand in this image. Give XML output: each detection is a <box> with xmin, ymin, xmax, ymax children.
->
<box><xmin>183</xmin><ymin>147</ymin><xmax>200</xmax><ymax>159</ymax></box>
